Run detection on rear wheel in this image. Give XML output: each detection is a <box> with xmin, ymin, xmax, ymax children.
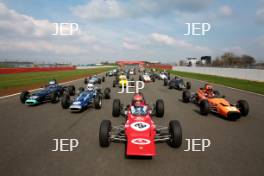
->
<box><xmin>168</xmin><ymin>120</ymin><xmax>182</xmax><ymax>148</ymax></box>
<box><xmin>51</xmin><ymin>91</ymin><xmax>58</xmax><ymax>103</ymax></box>
<box><xmin>186</xmin><ymin>82</ymin><xmax>191</xmax><ymax>89</ymax></box>
<box><xmin>68</xmin><ymin>85</ymin><xmax>75</xmax><ymax>96</ymax></box>
<box><xmin>200</xmin><ymin>100</ymin><xmax>210</xmax><ymax>115</ymax></box>
<box><xmin>104</xmin><ymin>88</ymin><xmax>111</xmax><ymax>99</ymax></box>
<box><xmin>84</xmin><ymin>78</ymin><xmax>88</xmax><ymax>84</ymax></box>
<box><xmin>155</xmin><ymin>99</ymin><xmax>164</xmax><ymax>117</ymax></box>
<box><xmin>99</xmin><ymin>120</ymin><xmax>112</xmax><ymax>147</ymax></box>
<box><xmin>182</xmin><ymin>90</ymin><xmax>191</xmax><ymax>103</ymax></box>
<box><xmin>20</xmin><ymin>91</ymin><xmax>30</xmax><ymax>103</ymax></box>
<box><xmin>237</xmin><ymin>100</ymin><xmax>249</xmax><ymax>116</ymax></box>
<box><xmin>164</xmin><ymin>79</ymin><xmax>168</xmax><ymax>86</ymax></box>
<box><xmin>61</xmin><ymin>93</ymin><xmax>71</xmax><ymax>109</ymax></box>
<box><xmin>94</xmin><ymin>95</ymin><xmax>102</xmax><ymax>109</ymax></box>
<box><xmin>112</xmin><ymin>99</ymin><xmax>121</xmax><ymax>117</ymax></box>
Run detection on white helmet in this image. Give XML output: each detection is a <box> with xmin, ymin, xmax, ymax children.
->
<box><xmin>87</xmin><ymin>83</ymin><xmax>94</xmax><ymax>91</ymax></box>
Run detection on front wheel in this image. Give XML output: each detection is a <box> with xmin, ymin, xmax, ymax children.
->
<box><xmin>168</xmin><ymin>120</ymin><xmax>182</xmax><ymax>148</ymax></box>
<box><xmin>104</xmin><ymin>88</ymin><xmax>111</xmax><ymax>99</ymax></box>
<box><xmin>182</xmin><ymin>90</ymin><xmax>191</xmax><ymax>103</ymax></box>
<box><xmin>99</xmin><ymin>120</ymin><xmax>112</xmax><ymax>147</ymax></box>
<box><xmin>20</xmin><ymin>91</ymin><xmax>30</xmax><ymax>103</ymax></box>
<box><xmin>237</xmin><ymin>100</ymin><xmax>249</xmax><ymax>116</ymax></box>
<box><xmin>94</xmin><ymin>95</ymin><xmax>102</xmax><ymax>109</ymax></box>
<box><xmin>61</xmin><ymin>93</ymin><xmax>71</xmax><ymax>109</ymax></box>
<box><xmin>200</xmin><ymin>100</ymin><xmax>210</xmax><ymax>115</ymax></box>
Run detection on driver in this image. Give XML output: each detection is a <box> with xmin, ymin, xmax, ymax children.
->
<box><xmin>87</xmin><ymin>83</ymin><xmax>95</xmax><ymax>91</ymax></box>
<box><xmin>204</xmin><ymin>84</ymin><xmax>214</xmax><ymax>97</ymax></box>
<box><xmin>131</xmin><ymin>94</ymin><xmax>147</xmax><ymax>115</ymax></box>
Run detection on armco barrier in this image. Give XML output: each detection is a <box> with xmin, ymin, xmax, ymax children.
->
<box><xmin>173</xmin><ymin>66</ymin><xmax>264</xmax><ymax>82</ymax></box>
<box><xmin>0</xmin><ymin>66</ymin><xmax>76</xmax><ymax>74</ymax></box>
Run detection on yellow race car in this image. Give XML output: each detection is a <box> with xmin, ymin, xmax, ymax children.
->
<box><xmin>118</xmin><ymin>75</ymin><xmax>128</xmax><ymax>88</ymax></box>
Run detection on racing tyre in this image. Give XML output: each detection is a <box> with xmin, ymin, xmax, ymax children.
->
<box><xmin>112</xmin><ymin>99</ymin><xmax>121</xmax><ymax>117</ymax></box>
<box><xmin>51</xmin><ymin>91</ymin><xmax>59</xmax><ymax>103</ymax></box>
<box><xmin>164</xmin><ymin>79</ymin><xmax>168</xmax><ymax>86</ymax></box>
<box><xmin>168</xmin><ymin>120</ymin><xmax>182</xmax><ymax>148</ymax></box>
<box><xmin>152</xmin><ymin>77</ymin><xmax>155</xmax><ymax>82</ymax></box>
<box><xmin>200</xmin><ymin>100</ymin><xmax>210</xmax><ymax>115</ymax></box>
<box><xmin>98</xmin><ymin>79</ymin><xmax>102</xmax><ymax>84</ymax></box>
<box><xmin>182</xmin><ymin>90</ymin><xmax>191</xmax><ymax>103</ymax></box>
<box><xmin>113</xmin><ymin>80</ymin><xmax>116</xmax><ymax>87</ymax></box>
<box><xmin>61</xmin><ymin>93</ymin><xmax>71</xmax><ymax>109</ymax></box>
<box><xmin>169</xmin><ymin>82</ymin><xmax>173</xmax><ymax>89</ymax></box>
<box><xmin>20</xmin><ymin>91</ymin><xmax>30</xmax><ymax>103</ymax></box>
<box><xmin>84</xmin><ymin>78</ymin><xmax>88</xmax><ymax>84</ymax></box>
<box><xmin>237</xmin><ymin>100</ymin><xmax>249</xmax><ymax>116</ymax></box>
<box><xmin>68</xmin><ymin>85</ymin><xmax>75</xmax><ymax>96</ymax></box>
<box><xmin>104</xmin><ymin>88</ymin><xmax>111</xmax><ymax>99</ymax></box>
<box><xmin>99</xmin><ymin>120</ymin><xmax>112</xmax><ymax>147</ymax></box>
<box><xmin>94</xmin><ymin>95</ymin><xmax>102</xmax><ymax>109</ymax></box>
<box><xmin>102</xmin><ymin>76</ymin><xmax>105</xmax><ymax>82</ymax></box>
<box><xmin>155</xmin><ymin>99</ymin><xmax>164</xmax><ymax>117</ymax></box>
<box><xmin>186</xmin><ymin>82</ymin><xmax>191</xmax><ymax>90</ymax></box>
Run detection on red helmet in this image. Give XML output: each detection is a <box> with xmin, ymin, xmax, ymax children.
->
<box><xmin>204</xmin><ymin>84</ymin><xmax>213</xmax><ymax>93</ymax></box>
<box><xmin>132</xmin><ymin>93</ymin><xmax>144</xmax><ymax>106</ymax></box>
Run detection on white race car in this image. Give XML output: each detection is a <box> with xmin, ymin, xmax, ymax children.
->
<box><xmin>159</xmin><ymin>72</ymin><xmax>168</xmax><ymax>80</ymax></box>
<box><xmin>139</xmin><ymin>73</ymin><xmax>155</xmax><ymax>82</ymax></box>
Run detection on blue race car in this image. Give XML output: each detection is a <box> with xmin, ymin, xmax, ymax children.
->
<box><xmin>84</xmin><ymin>75</ymin><xmax>105</xmax><ymax>85</ymax></box>
<box><xmin>61</xmin><ymin>84</ymin><xmax>111</xmax><ymax>112</ymax></box>
<box><xmin>20</xmin><ymin>80</ymin><xmax>75</xmax><ymax>106</ymax></box>
<box><xmin>164</xmin><ymin>76</ymin><xmax>191</xmax><ymax>90</ymax></box>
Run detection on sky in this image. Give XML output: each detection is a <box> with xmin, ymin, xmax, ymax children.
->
<box><xmin>0</xmin><ymin>0</ymin><xmax>263</xmax><ymax>64</ymax></box>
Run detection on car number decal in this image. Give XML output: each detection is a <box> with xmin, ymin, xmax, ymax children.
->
<box><xmin>130</xmin><ymin>122</ymin><xmax>150</xmax><ymax>131</ymax></box>
<box><xmin>131</xmin><ymin>138</ymin><xmax>151</xmax><ymax>145</ymax></box>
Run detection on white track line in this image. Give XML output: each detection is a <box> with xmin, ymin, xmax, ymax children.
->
<box><xmin>0</xmin><ymin>71</ymin><xmax>108</xmax><ymax>100</ymax></box>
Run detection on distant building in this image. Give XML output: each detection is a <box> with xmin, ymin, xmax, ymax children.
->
<box><xmin>201</xmin><ymin>56</ymin><xmax>211</xmax><ymax>65</ymax></box>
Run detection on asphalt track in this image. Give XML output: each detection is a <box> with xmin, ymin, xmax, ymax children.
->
<box><xmin>0</xmin><ymin>72</ymin><xmax>263</xmax><ymax>176</ymax></box>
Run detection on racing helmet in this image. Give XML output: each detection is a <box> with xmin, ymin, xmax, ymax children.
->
<box><xmin>49</xmin><ymin>79</ymin><xmax>57</xmax><ymax>85</ymax></box>
<box><xmin>204</xmin><ymin>84</ymin><xmax>213</xmax><ymax>92</ymax></box>
<box><xmin>87</xmin><ymin>83</ymin><xmax>94</xmax><ymax>91</ymax></box>
<box><xmin>132</xmin><ymin>93</ymin><xmax>144</xmax><ymax>107</ymax></box>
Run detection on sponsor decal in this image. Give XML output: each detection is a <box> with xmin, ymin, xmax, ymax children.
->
<box><xmin>130</xmin><ymin>121</ymin><xmax>150</xmax><ymax>131</ymax></box>
<box><xmin>131</xmin><ymin>138</ymin><xmax>151</xmax><ymax>145</ymax></box>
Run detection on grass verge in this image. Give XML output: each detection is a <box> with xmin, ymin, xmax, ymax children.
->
<box><xmin>0</xmin><ymin>67</ymin><xmax>114</xmax><ymax>96</ymax></box>
<box><xmin>169</xmin><ymin>70</ymin><xmax>264</xmax><ymax>95</ymax></box>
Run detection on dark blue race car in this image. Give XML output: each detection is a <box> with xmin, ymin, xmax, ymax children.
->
<box><xmin>61</xmin><ymin>84</ymin><xmax>111</xmax><ymax>112</ymax></box>
<box><xmin>84</xmin><ymin>75</ymin><xmax>105</xmax><ymax>85</ymax></box>
<box><xmin>164</xmin><ymin>77</ymin><xmax>191</xmax><ymax>90</ymax></box>
<box><xmin>20</xmin><ymin>80</ymin><xmax>75</xmax><ymax>106</ymax></box>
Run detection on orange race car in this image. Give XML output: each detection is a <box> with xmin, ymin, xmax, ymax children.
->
<box><xmin>182</xmin><ymin>84</ymin><xmax>249</xmax><ymax>120</ymax></box>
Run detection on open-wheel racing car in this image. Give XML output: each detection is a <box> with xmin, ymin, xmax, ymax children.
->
<box><xmin>182</xmin><ymin>84</ymin><xmax>249</xmax><ymax>120</ymax></box>
<box><xmin>84</xmin><ymin>75</ymin><xmax>105</xmax><ymax>85</ymax></box>
<box><xmin>164</xmin><ymin>76</ymin><xmax>191</xmax><ymax>90</ymax></box>
<box><xmin>20</xmin><ymin>80</ymin><xmax>75</xmax><ymax>106</ymax></box>
<box><xmin>99</xmin><ymin>93</ymin><xmax>182</xmax><ymax>158</ymax></box>
<box><xmin>139</xmin><ymin>73</ymin><xmax>155</xmax><ymax>82</ymax></box>
<box><xmin>113</xmin><ymin>73</ymin><xmax>134</xmax><ymax>88</ymax></box>
<box><xmin>61</xmin><ymin>83</ymin><xmax>111</xmax><ymax>112</ymax></box>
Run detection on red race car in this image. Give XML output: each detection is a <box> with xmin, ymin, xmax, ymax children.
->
<box><xmin>99</xmin><ymin>93</ymin><xmax>182</xmax><ymax>158</ymax></box>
